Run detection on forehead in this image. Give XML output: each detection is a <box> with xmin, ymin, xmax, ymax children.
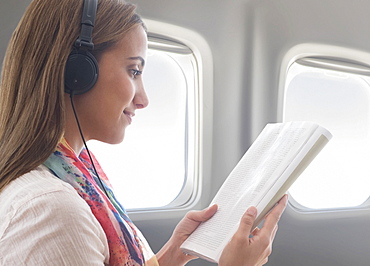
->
<box><xmin>110</xmin><ymin>25</ymin><xmax>148</xmax><ymax>58</ymax></box>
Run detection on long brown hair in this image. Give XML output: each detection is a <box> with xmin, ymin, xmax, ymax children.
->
<box><xmin>0</xmin><ymin>0</ymin><xmax>145</xmax><ymax>191</ymax></box>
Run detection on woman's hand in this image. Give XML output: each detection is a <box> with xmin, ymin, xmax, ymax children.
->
<box><xmin>156</xmin><ymin>204</ymin><xmax>218</xmax><ymax>266</ymax></box>
<box><xmin>219</xmin><ymin>195</ymin><xmax>288</xmax><ymax>266</ymax></box>
<box><xmin>156</xmin><ymin>195</ymin><xmax>288</xmax><ymax>266</ymax></box>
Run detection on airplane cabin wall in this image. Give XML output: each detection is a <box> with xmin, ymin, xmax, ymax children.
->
<box><xmin>131</xmin><ymin>0</ymin><xmax>370</xmax><ymax>265</ymax></box>
<box><xmin>1</xmin><ymin>0</ymin><xmax>370</xmax><ymax>265</ymax></box>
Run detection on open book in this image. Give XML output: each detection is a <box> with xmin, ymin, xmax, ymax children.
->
<box><xmin>180</xmin><ymin>121</ymin><xmax>332</xmax><ymax>263</ymax></box>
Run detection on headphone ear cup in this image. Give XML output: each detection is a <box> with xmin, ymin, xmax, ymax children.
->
<box><xmin>64</xmin><ymin>50</ymin><xmax>99</xmax><ymax>95</ymax></box>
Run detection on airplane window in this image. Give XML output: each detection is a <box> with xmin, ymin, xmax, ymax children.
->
<box><xmin>89</xmin><ymin>37</ymin><xmax>199</xmax><ymax>210</ymax></box>
<box><xmin>284</xmin><ymin>59</ymin><xmax>370</xmax><ymax>210</ymax></box>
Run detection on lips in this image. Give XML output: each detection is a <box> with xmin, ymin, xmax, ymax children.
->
<box><xmin>123</xmin><ymin>110</ymin><xmax>134</xmax><ymax>124</ymax></box>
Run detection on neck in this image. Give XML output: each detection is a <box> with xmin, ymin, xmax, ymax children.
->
<box><xmin>63</xmin><ymin>132</ymin><xmax>84</xmax><ymax>155</ymax></box>
<box><xmin>64</xmin><ymin>94</ymin><xmax>86</xmax><ymax>154</ymax></box>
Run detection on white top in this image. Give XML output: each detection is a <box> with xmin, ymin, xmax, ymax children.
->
<box><xmin>0</xmin><ymin>165</ymin><xmax>110</xmax><ymax>265</ymax></box>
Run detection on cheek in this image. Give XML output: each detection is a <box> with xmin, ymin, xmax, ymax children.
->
<box><xmin>100</xmin><ymin>73</ymin><xmax>132</xmax><ymax>97</ymax></box>
<box><xmin>93</xmin><ymin>67</ymin><xmax>136</xmax><ymax>111</ymax></box>
<box><xmin>115</xmin><ymin>80</ymin><xmax>136</xmax><ymax>106</ymax></box>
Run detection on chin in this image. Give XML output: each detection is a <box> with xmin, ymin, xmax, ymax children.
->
<box><xmin>93</xmin><ymin>131</ymin><xmax>126</xmax><ymax>145</ymax></box>
<box><xmin>107</xmin><ymin>132</ymin><xmax>126</xmax><ymax>145</ymax></box>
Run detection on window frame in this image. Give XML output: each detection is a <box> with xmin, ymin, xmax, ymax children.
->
<box><xmin>279</xmin><ymin>43</ymin><xmax>370</xmax><ymax>213</ymax></box>
<box><xmin>145</xmin><ymin>34</ymin><xmax>199</xmax><ymax>209</ymax></box>
<box><xmin>125</xmin><ymin>19</ymin><xmax>214</xmax><ymax>218</ymax></box>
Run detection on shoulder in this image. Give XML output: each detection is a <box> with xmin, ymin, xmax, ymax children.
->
<box><xmin>0</xmin><ymin>165</ymin><xmax>109</xmax><ymax>265</ymax></box>
<box><xmin>0</xmin><ymin>165</ymin><xmax>93</xmax><ymax>226</ymax></box>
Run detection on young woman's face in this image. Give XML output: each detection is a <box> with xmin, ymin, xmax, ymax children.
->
<box><xmin>74</xmin><ymin>25</ymin><xmax>148</xmax><ymax>144</ymax></box>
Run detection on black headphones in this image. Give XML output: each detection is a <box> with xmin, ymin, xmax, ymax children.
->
<box><xmin>64</xmin><ymin>0</ymin><xmax>99</xmax><ymax>95</ymax></box>
<box><xmin>65</xmin><ymin>0</ymin><xmax>111</xmax><ymax>199</ymax></box>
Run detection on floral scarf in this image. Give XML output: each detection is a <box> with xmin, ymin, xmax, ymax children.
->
<box><xmin>43</xmin><ymin>138</ymin><xmax>158</xmax><ymax>266</ymax></box>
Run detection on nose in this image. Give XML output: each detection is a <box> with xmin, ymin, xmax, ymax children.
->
<box><xmin>134</xmin><ymin>83</ymin><xmax>149</xmax><ymax>109</ymax></box>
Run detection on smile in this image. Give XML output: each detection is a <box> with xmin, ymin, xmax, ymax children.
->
<box><xmin>123</xmin><ymin>110</ymin><xmax>134</xmax><ymax>124</ymax></box>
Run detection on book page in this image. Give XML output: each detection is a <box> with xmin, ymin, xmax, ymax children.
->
<box><xmin>180</xmin><ymin>121</ymin><xmax>331</xmax><ymax>263</ymax></box>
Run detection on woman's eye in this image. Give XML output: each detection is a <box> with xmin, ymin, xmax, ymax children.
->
<box><xmin>131</xmin><ymin>69</ymin><xmax>142</xmax><ymax>78</ymax></box>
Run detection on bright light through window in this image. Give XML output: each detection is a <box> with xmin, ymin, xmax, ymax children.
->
<box><xmin>89</xmin><ymin>44</ymin><xmax>198</xmax><ymax>210</ymax></box>
<box><xmin>284</xmin><ymin>61</ymin><xmax>370</xmax><ymax>210</ymax></box>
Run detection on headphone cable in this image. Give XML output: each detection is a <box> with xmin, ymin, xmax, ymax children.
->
<box><xmin>69</xmin><ymin>92</ymin><xmax>111</xmax><ymax>199</ymax></box>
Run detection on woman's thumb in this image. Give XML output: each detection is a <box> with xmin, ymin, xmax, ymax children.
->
<box><xmin>238</xmin><ymin>206</ymin><xmax>257</xmax><ymax>233</ymax></box>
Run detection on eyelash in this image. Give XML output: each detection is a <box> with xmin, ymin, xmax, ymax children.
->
<box><xmin>131</xmin><ymin>69</ymin><xmax>142</xmax><ymax>78</ymax></box>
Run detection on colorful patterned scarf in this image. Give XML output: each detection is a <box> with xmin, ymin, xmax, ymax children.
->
<box><xmin>43</xmin><ymin>138</ymin><xmax>158</xmax><ymax>266</ymax></box>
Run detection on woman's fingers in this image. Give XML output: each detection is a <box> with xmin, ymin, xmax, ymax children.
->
<box><xmin>261</xmin><ymin>195</ymin><xmax>288</xmax><ymax>234</ymax></box>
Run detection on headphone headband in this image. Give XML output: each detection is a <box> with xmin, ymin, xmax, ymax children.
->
<box><xmin>64</xmin><ymin>0</ymin><xmax>99</xmax><ymax>95</ymax></box>
<box><xmin>75</xmin><ymin>0</ymin><xmax>98</xmax><ymax>49</ymax></box>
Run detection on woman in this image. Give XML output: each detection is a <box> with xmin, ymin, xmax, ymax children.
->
<box><xmin>0</xmin><ymin>0</ymin><xmax>287</xmax><ymax>265</ymax></box>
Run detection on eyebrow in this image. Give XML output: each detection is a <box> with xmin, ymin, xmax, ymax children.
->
<box><xmin>127</xmin><ymin>56</ymin><xmax>145</xmax><ymax>67</ymax></box>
